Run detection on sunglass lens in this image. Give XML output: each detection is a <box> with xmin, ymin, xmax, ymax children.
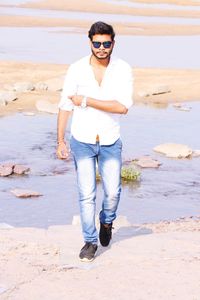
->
<box><xmin>92</xmin><ymin>42</ymin><xmax>101</xmax><ymax>48</ymax></box>
<box><xmin>103</xmin><ymin>41</ymin><xmax>112</xmax><ymax>48</ymax></box>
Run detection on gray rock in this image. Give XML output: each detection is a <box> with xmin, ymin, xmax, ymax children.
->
<box><xmin>153</xmin><ymin>143</ymin><xmax>193</xmax><ymax>158</ymax></box>
<box><xmin>10</xmin><ymin>189</ymin><xmax>42</xmax><ymax>198</ymax></box>
<box><xmin>0</xmin><ymin>165</ymin><xmax>13</xmax><ymax>177</ymax></box>
<box><xmin>13</xmin><ymin>165</ymin><xmax>30</xmax><ymax>175</ymax></box>
<box><xmin>134</xmin><ymin>156</ymin><xmax>161</xmax><ymax>168</ymax></box>
<box><xmin>0</xmin><ymin>91</ymin><xmax>17</xmax><ymax>104</ymax></box>
<box><xmin>13</xmin><ymin>82</ymin><xmax>35</xmax><ymax>92</ymax></box>
<box><xmin>36</xmin><ymin>100</ymin><xmax>58</xmax><ymax>114</ymax></box>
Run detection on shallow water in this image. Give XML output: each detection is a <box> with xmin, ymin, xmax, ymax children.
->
<box><xmin>0</xmin><ymin>103</ymin><xmax>200</xmax><ymax>228</ymax></box>
<box><xmin>1</xmin><ymin>27</ymin><xmax>200</xmax><ymax>68</ymax></box>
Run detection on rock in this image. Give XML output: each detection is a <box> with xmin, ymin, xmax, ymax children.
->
<box><xmin>153</xmin><ymin>143</ymin><xmax>193</xmax><ymax>158</ymax></box>
<box><xmin>34</xmin><ymin>82</ymin><xmax>48</xmax><ymax>91</ymax></box>
<box><xmin>192</xmin><ymin>150</ymin><xmax>200</xmax><ymax>157</ymax></box>
<box><xmin>0</xmin><ymin>91</ymin><xmax>17</xmax><ymax>104</ymax></box>
<box><xmin>72</xmin><ymin>215</ymin><xmax>130</xmax><ymax>228</ymax></box>
<box><xmin>10</xmin><ymin>189</ymin><xmax>42</xmax><ymax>198</ymax></box>
<box><xmin>44</xmin><ymin>76</ymin><xmax>64</xmax><ymax>91</ymax></box>
<box><xmin>0</xmin><ymin>165</ymin><xmax>13</xmax><ymax>177</ymax></box>
<box><xmin>138</xmin><ymin>85</ymin><xmax>171</xmax><ymax>98</ymax></box>
<box><xmin>173</xmin><ymin>103</ymin><xmax>182</xmax><ymax>108</ymax></box>
<box><xmin>13</xmin><ymin>165</ymin><xmax>30</xmax><ymax>175</ymax></box>
<box><xmin>13</xmin><ymin>82</ymin><xmax>35</xmax><ymax>92</ymax></box>
<box><xmin>23</xmin><ymin>112</ymin><xmax>36</xmax><ymax>116</ymax></box>
<box><xmin>151</xmin><ymin>85</ymin><xmax>171</xmax><ymax>95</ymax></box>
<box><xmin>138</xmin><ymin>91</ymin><xmax>150</xmax><ymax>97</ymax></box>
<box><xmin>36</xmin><ymin>100</ymin><xmax>58</xmax><ymax>114</ymax></box>
<box><xmin>0</xmin><ymin>223</ymin><xmax>14</xmax><ymax>229</ymax></box>
<box><xmin>134</xmin><ymin>156</ymin><xmax>161</xmax><ymax>168</ymax></box>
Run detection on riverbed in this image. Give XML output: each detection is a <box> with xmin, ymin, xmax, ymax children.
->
<box><xmin>1</xmin><ymin>103</ymin><xmax>200</xmax><ymax>228</ymax></box>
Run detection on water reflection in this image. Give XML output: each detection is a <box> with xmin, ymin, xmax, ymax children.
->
<box><xmin>0</xmin><ymin>102</ymin><xmax>200</xmax><ymax>227</ymax></box>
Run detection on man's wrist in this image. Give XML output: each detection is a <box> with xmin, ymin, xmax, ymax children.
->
<box><xmin>57</xmin><ymin>140</ymin><xmax>66</xmax><ymax>145</ymax></box>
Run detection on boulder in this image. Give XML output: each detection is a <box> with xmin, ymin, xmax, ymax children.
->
<box><xmin>36</xmin><ymin>100</ymin><xmax>58</xmax><ymax>114</ymax></box>
<box><xmin>0</xmin><ymin>91</ymin><xmax>17</xmax><ymax>104</ymax></box>
<box><xmin>13</xmin><ymin>165</ymin><xmax>30</xmax><ymax>175</ymax></box>
<box><xmin>153</xmin><ymin>143</ymin><xmax>193</xmax><ymax>158</ymax></box>
<box><xmin>11</xmin><ymin>189</ymin><xmax>42</xmax><ymax>198</ymax></box>
<box><xmin>13</xmin><ymin>82</ymin><xmax>35</xmax><ymax>92</ymax></box>
<box><xmin>134</xmin><ymin>156</ymin><xmax>161</xmax><ymax>168</ymax></box>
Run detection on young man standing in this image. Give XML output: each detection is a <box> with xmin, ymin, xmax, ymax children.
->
<box><xmin>57</xmin><ymin>21</ymin><xmax>133</xmax><ymax>262</ymax></box>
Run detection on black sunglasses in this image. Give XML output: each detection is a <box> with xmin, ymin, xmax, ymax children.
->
<box><xmin>92</xmin><ymin>41</ymin><xmax>113</xmax><ymax>49</ymax></box>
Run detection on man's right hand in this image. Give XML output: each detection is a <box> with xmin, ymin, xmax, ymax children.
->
<box><xmin>56</xmin><ymin>141</ymin><xmax>70</xmax><ymax>160</ymax></box>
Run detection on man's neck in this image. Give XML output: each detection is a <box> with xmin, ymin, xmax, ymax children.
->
<box><xmin>90</xmin><ymin>55</ymin><xmax>110</xmax><ymax>68</ymax></box>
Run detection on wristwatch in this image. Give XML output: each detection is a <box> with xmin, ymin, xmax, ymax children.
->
<box><xmin>81</xmin><ymin>96</ymin><xmax>87</xmax><ymax>109</ymax></box>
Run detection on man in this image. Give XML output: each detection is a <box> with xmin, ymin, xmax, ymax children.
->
<box><xmin>57</xmin><ymin>21</ymin><xmax>133</xmax><ymax>262</ymax></box>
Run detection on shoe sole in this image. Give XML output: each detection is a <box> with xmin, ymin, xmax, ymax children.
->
<box><xmin>79</xmin><ymin>257</ymin><xmax>95</xmax><ymax>262</ymax></box>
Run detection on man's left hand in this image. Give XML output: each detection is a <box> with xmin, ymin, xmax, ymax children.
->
<box><xmin>69</xmin><ymin>95</ymin><xmax>83</xmax><ymax>106</ymax></box>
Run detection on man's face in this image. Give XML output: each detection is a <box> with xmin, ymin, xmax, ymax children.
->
<box><xmin>90</xmin><ymin>34</ymin><xmax>115</xmax><ymax>60</ymax></box>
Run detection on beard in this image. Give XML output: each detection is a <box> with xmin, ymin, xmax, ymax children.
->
<box><xmin>91</xmin><ymin>48</ymin><xmax>113</xmax><ymax>60</ymax></box>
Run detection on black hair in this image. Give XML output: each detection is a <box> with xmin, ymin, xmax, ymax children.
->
<box><xmin>88</xmin><ymin>21</ymin><xmax>115</xmax><ymax>41</ymax></box>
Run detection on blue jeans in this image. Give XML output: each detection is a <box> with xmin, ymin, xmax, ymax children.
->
<box><xmin>70</xmin><ymin>136</ymin><xmax>122</xmax><ymax>244</ymax></box>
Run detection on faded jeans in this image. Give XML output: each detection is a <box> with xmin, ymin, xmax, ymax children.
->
<box><xmin>70</xmin><ymin>136</ymin><xmax>122</xmax><ymax>244</ymax></box>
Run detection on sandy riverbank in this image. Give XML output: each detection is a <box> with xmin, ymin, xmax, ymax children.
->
<box><xmin>0</xmin><ymin>217</ymin><xmax>200</xmax><ymax>299</ymax></box>
<box><xmin>1</xmin><ymin>0</ymin><xmax>200</xmax><ymax>35</ymax></box>
<box><xmin>1</xmin><ymin>61</ymin><xmax>200</xmax><ymax>116</ymax></box>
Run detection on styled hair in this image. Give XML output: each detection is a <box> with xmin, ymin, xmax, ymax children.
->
<box><xmin>88</xmin><ymin>21</ymin><xmax>115</xmax><ymax>41</ymax></box>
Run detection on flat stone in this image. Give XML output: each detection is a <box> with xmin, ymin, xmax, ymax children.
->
<box><xmin>0</xmin><ymin>165</ymin><xmax>13</xmax><ymax>177</ymax></box>
<box><xmin>192</xmin><ymin>150</ymin><xmax>200</xmax><ymax>157</ymax></box>
<box><xmin>151</xmin><ymin>85</ymin><xmax>171</xmax><ymax>95</ymax></box>
<box><xmin>134</xmin><ymin>156</ymin><xmax>161</xmax><ymax>168</ymax></box>
<box><xmin>34</xmin><ymin>82</ymin><xmax>48</xmax><ymax>91</ymax></box>
<box><xmin>0</xmin><ymin>91</ymin><xmax>17</xmax><ymax>104</ymax></box>
<box><xmin>13</xmin><ymin>82</ymin><xmax>35</xmax><ymax>92</ymax></box>
<box><xmin>13</xmin><ymin>165</ymin><xmax>30</xmax><ymax>175</ymax></box>
<box><xmin>153</xmin><ymin>143</ymin><xmax>193</xmax><ymax>158</ymax></box>
<box><xmin>44</xmin><ymin>76</ymin><xmax>64</xmax><ymax>91</ymax></box>
<box><xmin>10</xmin><ymin>189</ymin><xmax>42</xmax><ymax>198</ymax></box>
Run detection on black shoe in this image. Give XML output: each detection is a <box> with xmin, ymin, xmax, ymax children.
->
<box><xmin>79</xmin><ymin>242</ymin><xmax>98</xmax><ymax>262</ymax></box>
<box><xmin>99</xmin><ymin>222</ymin><xmax>113</xmax><ymax>247</ymax></box>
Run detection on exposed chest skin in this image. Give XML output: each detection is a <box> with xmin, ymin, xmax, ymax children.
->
<box><xmin>92</xmin><ymin>65</ymin><xmax>107</xmax><ymax>86</ymax></box>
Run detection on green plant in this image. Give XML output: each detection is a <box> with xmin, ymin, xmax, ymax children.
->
<box><xmin>121</xmin><ymin>166</ymin><xmax>140</xmax><ymax>181</ymax></box>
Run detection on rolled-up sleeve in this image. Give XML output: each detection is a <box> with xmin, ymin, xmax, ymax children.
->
<box><xmin>58</xmin><ymin>65</ymin><xmax>77</xmax><ymax>111</ymax></box>
<box><xmin>116</xmin><ymin>64</ymin><xmax>134</xmax><ymax>110</ymax></box>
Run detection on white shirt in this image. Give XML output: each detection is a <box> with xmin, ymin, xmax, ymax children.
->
<box><xmin>58</xmin><ymin>55</ymin><xmax>133</xmax><ymax>145</ymax></box>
